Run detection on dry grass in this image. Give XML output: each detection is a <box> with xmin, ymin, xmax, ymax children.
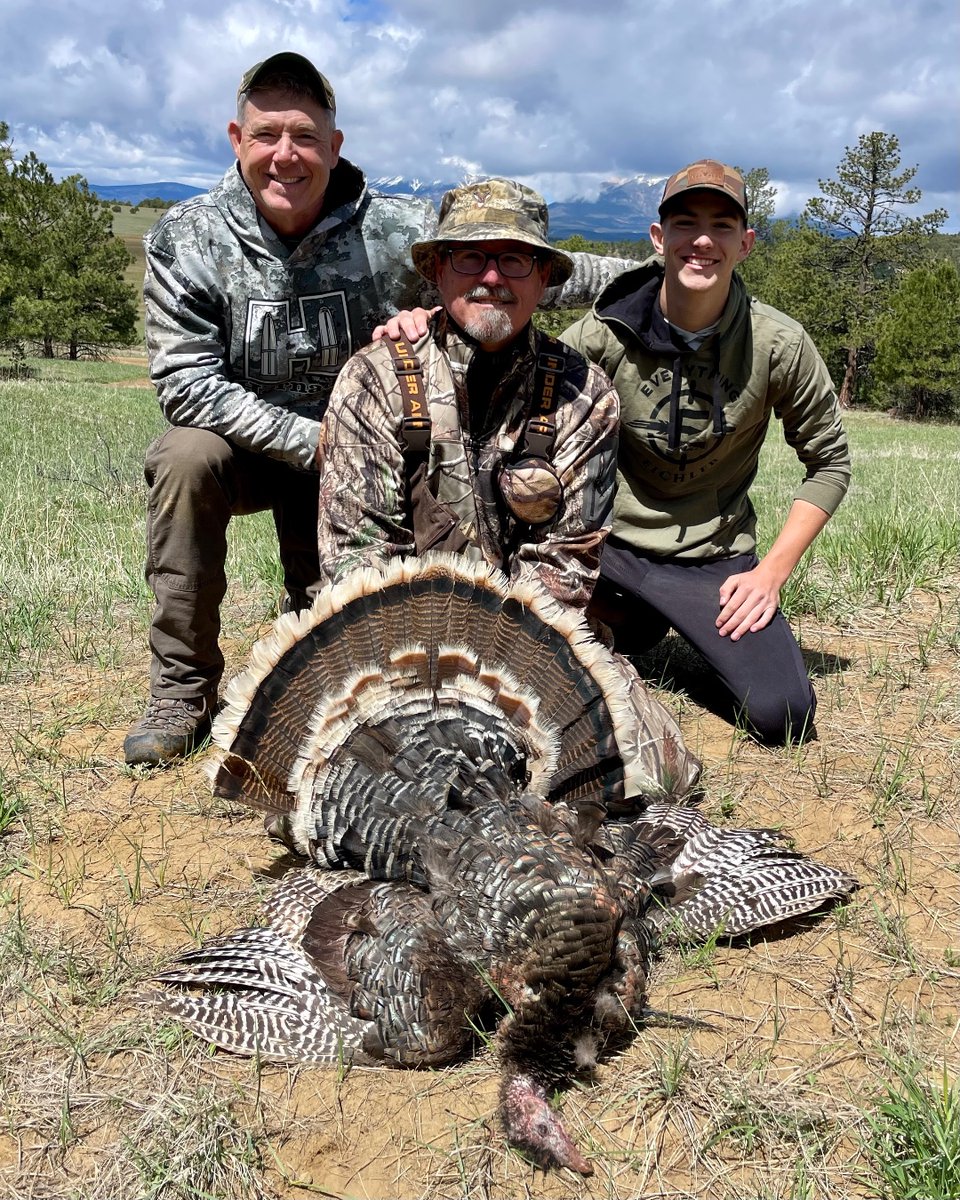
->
<box><xmin>2</xmin><ymin>575</ymin><xmax>958</xmax><ymax>1199</ymax></box>
<box><xmin>0</xmin><ymin>371</ymin><xmax>958</xmax><ymax>1198</ymax></box>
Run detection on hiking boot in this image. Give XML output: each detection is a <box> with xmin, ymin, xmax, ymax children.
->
<box><xmin>123</xmin><ymin>694</ymin><xmax>215</xmax><ymax>767</ymax></box>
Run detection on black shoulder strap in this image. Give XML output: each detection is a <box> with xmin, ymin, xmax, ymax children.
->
<box><xmin>384</xmin><ymin>335</ymin><xmax>431</xmax><ymax>454</ymax></box>
<box><xmin>520</xmin><ymin>337</ymin><xmax>566</xmax><ymax>460</ymax></box>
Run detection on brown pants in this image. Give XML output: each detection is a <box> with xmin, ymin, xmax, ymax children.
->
<box><xmin>144</xmin><ymin>427</ymin><xmax>322</xmax><ymax>699</ymax></box>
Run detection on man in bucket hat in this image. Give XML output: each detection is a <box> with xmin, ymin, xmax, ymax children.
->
<box><xmin>316</xmin><ymin>177</ymin><xmax>703</xmax><ymax>800</ymax></box>
<box><xmin>315</xmin><ymin>178</ymin><xmax>618</xmax><ymax>611</ymax></box>
<box><xmin>125</xmin><ymin>51</ymin><xmax>636</xmax><ymax>769</ymax></box>
<box><xmin>562</xmin><ymin>159</ymin><xmax>851</xmax><ymax>744</ymax></box>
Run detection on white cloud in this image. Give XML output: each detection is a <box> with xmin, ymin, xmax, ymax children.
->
<box><xmin>0</xmin><ymin>0</ymin><xmax>956</xmax><ymax>227</ymax></box>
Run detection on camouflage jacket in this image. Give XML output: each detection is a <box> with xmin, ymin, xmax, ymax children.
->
<box><xmin>143</xmin><ymin>161</ymin><xmax>636</xmax><ymax>471</ymax></box>
<box><xmin>563</xmin><ymin>258</ymin><xmax>851</xmax><ymax>558</ymax></box>
<box><xmin>143</xmin><ymin>159</ymin><xmax>436</xmax><ymax>469</ymax></box>
<box><xmin>316</xmin><ymin>315</ymin><xmax>620</xmax><ymax>610</ymax></box>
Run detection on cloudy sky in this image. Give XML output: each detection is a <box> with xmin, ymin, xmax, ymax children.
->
<box><xmin>2</xmin><ymin>0</ymin><xmax>957</xmax><ymax>229</ymax></box>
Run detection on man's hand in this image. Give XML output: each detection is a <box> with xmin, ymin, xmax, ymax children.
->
<box><xmin>716</xmin><ymin>498</ymin><xmax>831</xmax><ymax>640</ymax></box>
<box><xmin>716</xmin><ymin>562</ymin><xmax>782</xmax><ymax>640</ymax></box>
<box><xmin>372</xmin><ymin>307</ymin><xmax>439</xmax><ymax>342</ymax></box>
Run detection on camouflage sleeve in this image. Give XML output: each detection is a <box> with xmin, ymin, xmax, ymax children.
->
<box><xmin>144</xmin><ymin>235</ymin><xmax>320</xmax><ymax>469</ymax></box>
<box><xmin>604</xmin><ymin>652</ymin><xmax>703</xmax><ymax>802</ymax></box>
<box><xmin>316</xmin><ymin>352</ymin><xmax>412</xmax><ymax>583</ymax></box>
<box><xmin>539</xmin><ymin>252</ymin><xmax>638</xmax><ymax>310</ymax></box>
<box><xmin>510</xmin><ymin>363</ymin><xmax>620</xmax><ymax>610</ymax></box>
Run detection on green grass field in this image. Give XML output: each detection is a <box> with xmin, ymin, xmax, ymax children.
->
<box><xmin>0</xmin><ymin>363</ymin><xmax>958</xmax><ymax>1199</ymax></box>
<box><xmin>109</xmin><ymin>205</ymin><xmax>159</xmax><ymax>339</ymax></box>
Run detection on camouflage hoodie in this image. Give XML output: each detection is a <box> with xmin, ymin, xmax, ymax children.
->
<box><xmin>316</xmin><ymin>314</ymin><xmax>619</xmax><ymax>610</ymax></box>
<box><xmin>143</xmin><ymin>158</ymin><xmax>436</xmax><ymax>470</ymax></box>
<box><xmin>562</xmin><ymin>257</ymin><xmax>851</xmax><ymax>559</ymax></box>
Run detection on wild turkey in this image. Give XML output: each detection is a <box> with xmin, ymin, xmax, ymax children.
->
<box><xmin>152</xmin><ymin>555</ymin><xmax>857</xmax><ymax>1174</ymax></box>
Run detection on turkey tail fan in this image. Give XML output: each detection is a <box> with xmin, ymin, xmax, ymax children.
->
<box><xmin>622</xmin><ymin>803</ymin><xmax>859</xmax><ymax>941</ymax></box>
<box><xmin>207</xmin><ymin>554</ymin><xmax>683</xmax><ymax>855</ymax></box>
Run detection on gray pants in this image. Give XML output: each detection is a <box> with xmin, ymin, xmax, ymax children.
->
<box><xmin>144</xmin><ymin>427</ymin><xmax>322</xmax><ymax>699</ymax></box>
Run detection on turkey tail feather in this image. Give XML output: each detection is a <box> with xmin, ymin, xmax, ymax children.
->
<box><xmin>207</xmin><ymin>556</ymin><xmax>664</xmax><ymax>844</ymax></box>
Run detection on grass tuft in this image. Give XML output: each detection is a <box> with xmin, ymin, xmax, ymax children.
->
<box><xmin>861</xmin><ymin>1059</ymin><xmax>960</xmax><ymax>1200</ymax></box>
<box><xmin>123</xmin><ymin>1087</ymin><xmax>270</xmax><ymax>1200</ymax></box>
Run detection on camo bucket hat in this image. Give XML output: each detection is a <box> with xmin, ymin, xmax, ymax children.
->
<box><xmin>412</xmin><ymin>178</ymin><xmax>573</xmax><ymax>288</ymax></box>
<box><xmin>658</xmin><ymin>159</ymin><xmax>748</xmax><ymax>221</ymax></box>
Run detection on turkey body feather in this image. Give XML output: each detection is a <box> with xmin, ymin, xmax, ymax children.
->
<box><xmin>152</xmin><ymin>555</ymin><xmax>857</xmax><ymax>1174</ymax></box>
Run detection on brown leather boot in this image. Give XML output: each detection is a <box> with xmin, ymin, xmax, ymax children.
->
<box><xmin>123</xmin><ymin>694</ymin><xmax>215</xmax><ymax>767</ymax></box>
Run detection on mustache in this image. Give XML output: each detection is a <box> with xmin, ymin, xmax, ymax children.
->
<box><xmin>464</xmin><ymin>285</ymin><xmax>515</xmax><ymax>302</ymax></box>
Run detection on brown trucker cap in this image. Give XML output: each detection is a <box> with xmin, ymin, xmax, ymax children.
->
<box><xmin>658</xmin><ymin>159</ymin><xmax>748</xmax><ymax>221</ymax></box>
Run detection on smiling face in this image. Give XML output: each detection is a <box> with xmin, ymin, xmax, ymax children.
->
<box><xmin>650</xmin><ymin>192</ymin><xmax>755</xmax><ymax>326</ymax></box>
<box><xmin>437</xmin><ymin>239</ymin><xmax>551</xmax><ymax>351</ymax></box>
<box><xmin>228</xmin><ymin>88</ymin><xmax>344</xmax><ymax>238</ymax></box>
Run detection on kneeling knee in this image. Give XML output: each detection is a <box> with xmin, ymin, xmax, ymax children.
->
<box><xmin>739</xmin><ymin>689</ymin><xmax>817</xmax><ymax>745</ymax></box>
<box><xmin>146</xmin><ymin>427</ymin><xmax>236</xmax><ymax>495</ymax></box>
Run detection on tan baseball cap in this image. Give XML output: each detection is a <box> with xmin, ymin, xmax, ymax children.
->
<box><xmin>658</xmin><ymin>159</ymin><xmax>748</xmax><ymax>221</ymax></box>
<box><xmin>237</xmin><ymin>52</ymin><xmax>336</xmax><ymax>112</ymax></box>
<box><xmin>411</xmin><ymin>178</ymin><xmax>573</xmax><ymax>287</ymax></box>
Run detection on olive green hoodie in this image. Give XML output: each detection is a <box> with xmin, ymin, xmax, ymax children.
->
<box><xmin>562</xmin><ymin>257</ymin><xmax>850</xmax><ymax>559</ymax></box>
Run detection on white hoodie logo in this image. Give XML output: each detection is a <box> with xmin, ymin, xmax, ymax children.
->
<box><xmin>244</xmin><ymin>292</ymin><xmax>352</xmax><ymax>385</ymax></box>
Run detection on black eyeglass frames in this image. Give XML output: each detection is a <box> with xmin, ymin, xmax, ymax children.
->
<box><xmin>444</xmin><ymin>247</ymin><xmax>541</xmax><ymax>278</ymax></box>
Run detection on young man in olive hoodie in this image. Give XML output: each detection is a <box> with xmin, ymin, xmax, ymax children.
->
<box><xmin>562</xmin><ymin>160</ymin><xmax>851</xmax><ymax>744</ymax></box>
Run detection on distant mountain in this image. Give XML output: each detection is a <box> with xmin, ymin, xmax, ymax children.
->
<box><xmin>369</xmin><ymin>175</ymin><xmax>664</xmax><ymax>242</ymax></box>
<box><xmin>89</xmin><ymin>174</ymin><xmax>667</xmax><ymax>242</ymax></box>
<box><xmin>90</xmin><ymin>182</ymin><xmax>204</xmax><ymax>204</ymax></box>
<box><xmin>548</xmin><ymin>178</ymin><xmax>664</xmax><ymax>240</ymax></box>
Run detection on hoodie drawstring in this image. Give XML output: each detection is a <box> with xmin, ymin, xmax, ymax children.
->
<box><xmin>711</xmin><ymin>338</ymin><xmax>726</xmax><ymax>438</ymax></box>
<box><xmin>667</xmin><ymin>353</ymin><xmax>684</xmax><ymax>452</ymax></box>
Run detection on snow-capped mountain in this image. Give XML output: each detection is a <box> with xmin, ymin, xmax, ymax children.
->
<box><xmin>368</xmin><ymin>175</ymin><xmax>664</xmax><ymax>241</ymax></box>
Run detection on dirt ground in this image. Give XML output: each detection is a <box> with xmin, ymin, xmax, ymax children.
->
<box><xmin>2</xmin><ymin>583</ymin><xmax>958</xmax><ymax>1199</ymax></box>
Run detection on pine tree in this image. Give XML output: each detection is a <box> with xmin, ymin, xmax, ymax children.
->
<box><xmin>739</xmin><ymin>166</ymin><xmax>776</xmax><ymax>242</ymax></box>
<box><xmin>43</xmin><ymin>174</ymin><xmax>138</xmax><ymax>358</ymax></box>
<box><xmin>0</xmin><ymin>138</ymin><xmax>137</xmax><ymax>357</ymax></box>
<box><xmin>873</xmin><ymin>260</ymin><xmax>960</xmax><ymax>420</ymax></box>
<box><xmin>804</xmin><ymin>132</ymin><xmax>946</xmax><ymax>407</ymax></box>
<box><xmin>744</xmin><ymin>218</ymin><xmax>850</xmax><ymax>375</ymax></box>
<box><xmin>735</xmin><ymin>166</ymin><xmax>780</xmax><ymax>298</ymax></box>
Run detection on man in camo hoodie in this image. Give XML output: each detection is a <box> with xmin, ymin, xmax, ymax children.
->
<box><xmin>123</xmin><ymin>52</ymin><xmax>437</xmax><ymax>766</ymax></box>
<box><xmin>126</xmin><ymin>52</ymin><xmax>637</xmax><ymax>767</ymax></box>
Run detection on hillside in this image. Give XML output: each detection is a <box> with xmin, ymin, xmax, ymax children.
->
<box><xmin>92</xmin><ymin>181</ymin><xmax>204</xmax><ymax>205</ymax></box>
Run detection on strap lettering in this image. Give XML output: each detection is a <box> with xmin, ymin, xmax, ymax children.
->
<box><xmin>385</xmin><ymin>336</ymin><xmax>430</xmax><ymax>454</ymax></box>
<box><xmin>521</xmin><ymin>342</ymin><xmax>566</xmax><ymax>459</ymax></box>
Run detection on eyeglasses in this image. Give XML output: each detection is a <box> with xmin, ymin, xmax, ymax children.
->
<box><xmin>444</xmin><ymin>247</ymin><xmax>541</xmax><ymax>279</ymax></box>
